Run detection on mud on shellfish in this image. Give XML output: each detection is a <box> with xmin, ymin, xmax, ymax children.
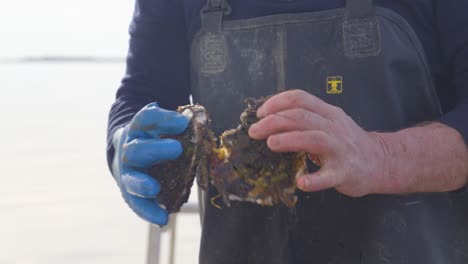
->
<box><xmin>150</xmin><ymin>98</ymin><xmax>307</xmax><ymax>213</ymax></box>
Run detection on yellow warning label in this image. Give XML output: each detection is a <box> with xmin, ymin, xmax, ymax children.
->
<box><xmin>327</xmin><ymin>76</ymin><xmax>343</xmax><ymax>94</ymax></box>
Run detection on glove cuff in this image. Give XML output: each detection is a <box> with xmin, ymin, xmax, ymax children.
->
<box><xmin>111</xmin><ymin>127</ymin><xmax>127</xmax><ymax>179</ymax></box>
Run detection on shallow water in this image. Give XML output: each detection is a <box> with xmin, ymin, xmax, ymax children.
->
<box><xmin>0</xmin><ymin>62</ymin><xmax>201</xmax><ymax>264</ymax></box>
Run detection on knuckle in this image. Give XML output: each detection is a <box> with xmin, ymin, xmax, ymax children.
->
<box><xmin>322</xmin><ymin>118</ymin><xmax>333</xmax><ymax>131</ymax></box>
<box><xmin>331</xmin><ymin>105</ymin><xmax>345</xmax><ymax>117</ymax></box>
<box><xmin>269</xmin><ymin>113</ymin><xmax>291</xmax><ymax>131</ymax></box>
<box><xmin>287</xmin><ymin>90</ymin><xmax>306</xmax><ymax>105</ymax></box>
<box><xmin>129</xmin><ymin>121</ymin><xmax>139</xmax><ymax>131</ymax></box>
<box><xmin>123</xmin><ymin>139</ymin><xmax>143</xmax><ymax>160</ymax></box>
<box><xmin>140</xmin><ymin>104</ymin><xmax>151</xmax><ymax>112</ymax></box>
<box><xmin>346</xmin><ymin>189</ymin><xmax>366</xmax><ymax>198</ymax></box>
<box><xmin>162</xmin><ymin>110</ymin><xmax>180</xmax><ymax>122</ymax></box>
<box><xmin>266</xmin><ymin>114</ymin><xmax>279</xmax><ymax>124</ymax></box>
<box><xmin>285</xmin><ymin>108</ymin><xmax>308</xmax><ymax>122</ymax></box>
<box><xmin>134</xmin><ymin>107</ymin><xmax>149</xmax><ymax>121</ymax></box>
<box><xmin>290</xmin><ymin>89</ymin><xmax>307</xmax><ymax>97</ymax></box>
<box><xmin>260</xmin><ymin>115</ymin><xmax>277</xmax><ymax>132</ymax></box>
<box><xmin>125</xmin><ymin>139</ymin><xmax>140</xmax><ymax>151</ymax></box>
<box><xmin>142</xmin><ymin>102</ymin><xmax>160</xmax><ymax>112</ymax></box>
<box><xmin>329</xmin><ymin>175</ymin><xmax>339</xmax><ymax>189</ymax></box>
<box><xmin>296</xmin><ymin>108</ymin><xmax>310</xmax><ymax>122</ymax></box>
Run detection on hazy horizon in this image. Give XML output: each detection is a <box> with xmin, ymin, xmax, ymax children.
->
<box><xmin>0</xmin><ymin>0</ymin><xmax>134</xmax><ymax>58</ymax></box>
<box><xmin>0</xmin><ymin>2</ymin><xmax>201</xmax><ymax>263</ymax></box>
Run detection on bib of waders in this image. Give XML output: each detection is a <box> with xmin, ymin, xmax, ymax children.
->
<box><xmin>190</xmin><ymin>0</ymin><xmax>468</xmax><ymax>263</ymax></box>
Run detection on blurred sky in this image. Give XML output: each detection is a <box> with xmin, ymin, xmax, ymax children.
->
<box><xmin>0</xmin><ymin>1</ymin><xmax>203</xmax><ymax>263</ymax></box>
<box><xmin>0</xmin><ymin>0</ymin><xmax>134</xmax><ymax>58</ymax></box>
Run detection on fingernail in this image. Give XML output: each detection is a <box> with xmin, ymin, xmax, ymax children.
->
<box><xmin>268</xmin><ymin>137</ymin><xmax>280</xmax><ymax>147</ymax></box>
<box><xmin>257</xmin><ymin>107</ymin><xmax>265</xmax><ymax>117</ymax></box>
<box><xmin>249</xmin><ymin>124</ymin><xmax>258</xmax><ymax>135</ymax></box>
<box><xmin>299</xmin><ymin>177</ymin><xmax>309</xmax><ymax>189</ymax></box>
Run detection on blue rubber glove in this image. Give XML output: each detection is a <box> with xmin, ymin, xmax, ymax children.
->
<box><xmin>111</xmin><ymin>102</ymin><xmax>190</xmax><ymax>226</ymax></box>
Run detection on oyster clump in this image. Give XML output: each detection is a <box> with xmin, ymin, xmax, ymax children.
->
<box><xmin>149</xmin><ymin>105</ymin><xmax>215</xmax><ymax>213</ymax></box>
<box><xmin>149</xmin><ymin>98</ymin><xmax>307</xmax><ymax>213</ymax></box>
<box><xmin>210</xmin><ymin>98</ymin><xmax>307</xmax><ymax>207</ymax></box>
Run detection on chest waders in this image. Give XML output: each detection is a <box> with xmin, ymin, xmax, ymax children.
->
<box><xmin>189</xmin><ymin>0</ymin><xmax>468</xmax><ymax>263</ymax></box>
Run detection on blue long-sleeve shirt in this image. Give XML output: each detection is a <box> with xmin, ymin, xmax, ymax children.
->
<box><xmin>107</xmin><ymin>0</ymin><xmax>468</xmax><ymax>167</ymax></box>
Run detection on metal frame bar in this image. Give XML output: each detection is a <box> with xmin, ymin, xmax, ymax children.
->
<box><xmin>146</xmin><ymin>201</ymin><xmax>200</xmax><ymax>264</ymax></box>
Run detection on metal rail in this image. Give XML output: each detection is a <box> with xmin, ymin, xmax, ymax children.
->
<box><xmin>146</xmin><ymin>201</ymin><xmax>201</xmax><ymax>264</ymax></box>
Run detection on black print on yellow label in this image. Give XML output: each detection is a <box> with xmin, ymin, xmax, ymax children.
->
<box><xmin>327</xmin><ymin>76</ymin><xmax>343</xmax><ymax>94</ymax></box>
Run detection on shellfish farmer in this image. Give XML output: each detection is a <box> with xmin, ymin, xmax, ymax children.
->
<box><xmin>107</xmin><ymin>0</ymin><xmax>468</xmax><ymax>263</ymax></box>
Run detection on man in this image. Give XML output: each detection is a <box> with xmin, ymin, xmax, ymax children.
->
<box><xmin>108</xmin><ymin>0</ymin><xmax>468</xmax><ymax>263</ymax></box>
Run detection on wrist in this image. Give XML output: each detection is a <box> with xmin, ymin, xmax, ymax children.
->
<box><xmin>371</xmin><ymin>123</ymin><xmax>468</xmax><ymax>194</ymax></box>
<box><xmin>370</xmin><ymin>131</ymin><xmax>409</xmax><ymax>194</ymax></box>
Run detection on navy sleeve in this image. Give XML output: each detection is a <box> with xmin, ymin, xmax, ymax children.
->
<box><xmin>106</xmin><ymin>0</ymin><xmax>191</xmax><ymax>169</ymax></box>
<box><xmin>435</xmin><ymin>0</ymin><xmax>468</xmax><ymax>144</ymax></box>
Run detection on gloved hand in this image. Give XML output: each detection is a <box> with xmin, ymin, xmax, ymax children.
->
<box><xmin>111</xmin><ymin>102</ymin><xmax>189</xmax><ymax>226</ymax></box>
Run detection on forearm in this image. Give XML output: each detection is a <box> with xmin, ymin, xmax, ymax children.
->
<box><xmin>376</xmin><ymin>122</ymin><xmax>468</xmax><ymax>194</ymax></box>
<box><xmin>107</xmin><ymin>0</ymin><xmax>191</xmax><ymax>170</ymax></box>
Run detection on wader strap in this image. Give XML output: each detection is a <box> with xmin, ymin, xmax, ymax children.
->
<box><xmin>201</xmin><ymin>0</ymin><xmax>231</xmax><ymax>33</ymax></box>
<box><xmin>346</xmin><ymin>0</ymin><xmax>374</xmax><ymax>18</ymax></box>
<box><xmin>343</xmin><ymin>0</ymin><xmax>380</xmax><ymax>58</ymax></box>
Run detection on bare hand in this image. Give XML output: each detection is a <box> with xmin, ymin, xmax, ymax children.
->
<box><xmin>249</xmin><ymin>90</ymin><xmax>394</xmax><ymax>197</ymax></box>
